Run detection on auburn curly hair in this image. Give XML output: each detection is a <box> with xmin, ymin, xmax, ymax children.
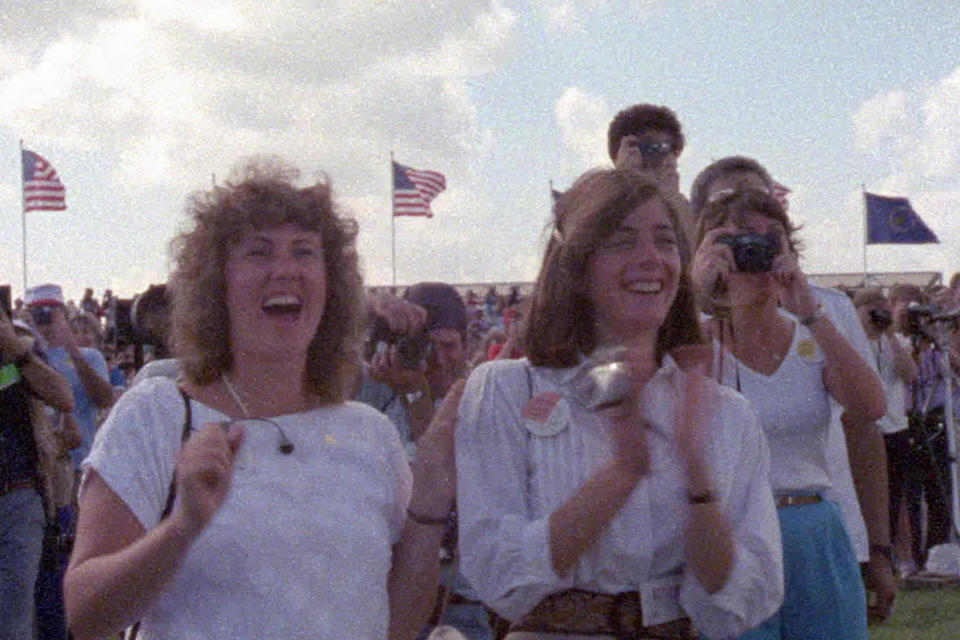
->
<box><xmin>169</xmin><ymin>157</ymin><xmax>363</xmax><ymax>403</ymax></box>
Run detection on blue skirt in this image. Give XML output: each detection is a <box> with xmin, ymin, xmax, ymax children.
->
<box><xmin>735</xmin><ymin>497</ymin><xmax>867</xmax><ymax>640</ymax></box>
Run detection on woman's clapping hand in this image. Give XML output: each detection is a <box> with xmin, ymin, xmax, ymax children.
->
<box><xmin>174</xmin><ymin>423</ymin><xmax>245</xmax><ymax>536</ymax></box>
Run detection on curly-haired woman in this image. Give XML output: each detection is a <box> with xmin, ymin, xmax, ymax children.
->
<box><xmin>65</xmin><ymin>158</ymin><xmax>459</xmax><ymax>640</ymax></box>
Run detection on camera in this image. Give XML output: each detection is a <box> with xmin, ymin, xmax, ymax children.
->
<box><xmin>634</xmin><ymin>139</ymin><xmax>675</xmax><ymax>160</ymax></box>
<box><xmin>905</xmin><ymin>303</ymin><xmax>960</xmax><ymax>341</ymax></box>
<box><xmin>717</xmin><ymin>231</ymin><xmax>781</xmax><ymax>274</ymax></box>
<box><xmin>29</xmin><ymin>305</ymin><xmax>56</xmax><ymax>325</ymax></box>
<box><xmin>868</xmin><ymin>308</ymin><xmax>893</xmax><ymax>331</ymax></box>
<box><xmin>366</xmin><ymin>315</ymin><xmax>434</xmax><ymax>369</ymax></box>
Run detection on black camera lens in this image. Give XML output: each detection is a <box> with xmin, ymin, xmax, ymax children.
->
<box><xmin>29</xmin><ymin>306</ymin><xmax>54</xmax><ymax>325</ymax></box>
<box><xmin>396</xmin><ymin>333</ymin><xmax>433</xmax><ymax>369</ymax></box>
<box><xmin>868</xmin><ymin>308</ymin><xmax>893</xmax><ymax>330</ymax></box>
<box><xmin>717</xmin><ymin>232</ymin><xmax>780</xmax><ymax>274</ymax></box>
<box><xmin>635</xmin><ymin>139</ymin><xmax>675</xmax><ymax>159</ymax></box>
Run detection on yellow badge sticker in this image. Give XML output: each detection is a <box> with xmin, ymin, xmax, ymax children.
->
<box><xmin>796</xmin><ymin>338</ymin><xmax>822</xmax><ymax>364</ymax></box>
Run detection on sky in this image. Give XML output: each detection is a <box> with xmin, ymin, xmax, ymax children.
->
<box><xmin>2</xmin><ymin>0</ymin><xmax>960</xmax><ymax>302</ymax></box>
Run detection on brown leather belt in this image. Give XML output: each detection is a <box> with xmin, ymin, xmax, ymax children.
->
<box><xmin>511</xmin><ymin>589</ymin><xmax>694</xmax><ymax>639</ymax></box>
<box><xmin>775</xmin><ymin>494</ymin><xmax>822</xmax><ymax>508</ymax></box>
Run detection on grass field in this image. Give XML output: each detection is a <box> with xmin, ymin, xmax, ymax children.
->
<box><xmin>869</xmin><ymin>585</ymin><xmax>960</xmax><ymax>639</ymax></box>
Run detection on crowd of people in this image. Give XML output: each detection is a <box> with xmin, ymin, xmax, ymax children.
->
<box><xmin>3</xmin><ymin>104</ymin><xmax>960</xmax><ymax>640</ymax></box>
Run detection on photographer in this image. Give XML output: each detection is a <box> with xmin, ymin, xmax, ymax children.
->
<box><xmin>890</xmin><ymin>284</ymin><xmax>960</xmax><ymax>571</ymax></box>
<box><xmin>688</xmin><ymin>156</ymin><xmax>896</xmax><ymax>621</ymax></box>
<box><xmin>357</xmin><ymin>282</ymin><xmax>491</xmax><ymax>640</ymax></box>
<box><xmin>691</xmin><ymin>189</ymin><xmax>885</xmax><ymax>639</ymax></box>
<box><xmin>852</xmin><ymin>288</ymin><xmax>918</xmax><ymax>575</ymax></box>
<box><xmin>24</xmin><ymin>284</ymin><xmax>112</xmax><ymax>639</ymax></box>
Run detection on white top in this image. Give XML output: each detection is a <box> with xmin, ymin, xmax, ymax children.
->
<box><xmin>714</xmin><ymin>320</ymin><xmax>833</xmax><ymax>493</ymax></box>
<box><xmin>810</xmin><ymin>283</ymin><xmax>872</xmax><ymax>560</ymax></box>
<box><xmin>456</xmin><ymin>357</ymin><xmax>783</xmax><ymax>639</ymax></box>
<box><xmin>871</xmin><ymin>333</ymin><xmax>910</xmax><ymax>435</ymax></box>
<box><xmin>83</xmin><ymin>376</ymin><xmax>411</xmax><ymax>640</ymax></box>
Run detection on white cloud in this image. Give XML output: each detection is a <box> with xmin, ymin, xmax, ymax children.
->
<box><xmin>854</xmin><ymin>65</ymin><xmax>960</xmax><ymax>185</ymax></box>
<box><xmin>921</xmin><ymin>66</ymin><xmax>960</xmax><ymax>179</ymax></box>
<box><xmin>554</xmin><ymin>87</ymin><xmax>611</xmax><ymax>167</ymax></box>
<box><xmin>0</xmin><ymin>0</ymin><xmax>518</xmax><ymax>296</ymax></box>
<box><xmin>852</xmin><ymin>89</ymin><xmax>910</xmax><ymax>151</ymax></box>
<box><xmin>532</xmin><ymin>0</ymin><xmax>661</xmax><ymax>31</ymax></box>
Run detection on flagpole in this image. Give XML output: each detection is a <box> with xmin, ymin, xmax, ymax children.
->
<box><xmin>19</xmin><ymin>140</ymin><xmax>28</xmax><ymax>293</ymax></box>
<box><xmin>390</xmin><ymin>151</ymin><xmax>398</xmax><ymax>288</ymax></box>
<box><xmin>861</xmin><ymin>183</ymin><xmax>867</xmax><ymax>281</ymax></box>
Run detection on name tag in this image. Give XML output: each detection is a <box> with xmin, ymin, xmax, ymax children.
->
<box><xmin>640</xmin><ymin>573</ymin><xmax>684</xmax><ymax>626</ymax></box>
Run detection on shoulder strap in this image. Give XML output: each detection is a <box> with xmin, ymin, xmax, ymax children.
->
<box><xmin>159</xmin><ymin>386</ymin><xmax>193</xmax><ymax>520</ymax></box>
<box><xmin>127</xmin><ymin>386</ymin><xmax>191</xmax><ymax>640</ymax></box>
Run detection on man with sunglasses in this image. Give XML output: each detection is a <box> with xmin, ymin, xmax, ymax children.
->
<box><xmin>606</xmin><ymin>104</ymin><xmax>697</xmax><ymax>242</ymax></box>
<box><xmin>688</xmin><ymin>157</ymin><xmax>897</xmax><ymax>623</ymax></box>
<box><xmin>607</xmin><ymin>103</ymin><xmax>684</xmax><ymax>190</ymax></box>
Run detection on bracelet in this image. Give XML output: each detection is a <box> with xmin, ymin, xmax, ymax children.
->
<box><xmin>687</xmin><ymin>489</ymin><xmax>715</xmax><ymax>505</ymax></box>
<box><xmin>799</xmin><ymin>305</ymin><xmax>825</xmax><ymax>327</ymax></box>
<box><xmin>869</xmin><ymin>544</ymin><xmax>893</xmax><ymax>562</ymax></box>
<box><xmin>407</xmin><ymin>507</ymin><xmax>447</xmax><ymax>526</ymax></box>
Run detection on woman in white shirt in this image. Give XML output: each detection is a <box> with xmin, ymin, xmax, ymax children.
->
<box><xmin>64</xmin><ymin>159</ymin><xmax>459</xmax><ymax>640</ymax></box>
<box><xmin>456</xmin><ymin>169</ymin><xmax>784</xmax><ymax>639</ymax></box>
<box><xmin>690</xmin><ymin>189</ymin><xmax>886</xmax><ymax>639</ymax></box>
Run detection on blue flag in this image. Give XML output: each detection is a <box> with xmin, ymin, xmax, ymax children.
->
<box><xmin>865</xmin><ymin>192</ymin><xmax>938</xmax><ymax>244</ymax></box>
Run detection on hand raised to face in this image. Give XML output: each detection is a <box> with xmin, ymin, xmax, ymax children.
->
<box><xmin>614</xmin><ymin>133</ymin><xmax>680</xmax><ymax>194</ymax></box>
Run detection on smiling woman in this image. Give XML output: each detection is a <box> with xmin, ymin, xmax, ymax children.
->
<box><xmin>456</xmin><ymin>168</ymin><xmax>785</xmax><ymax>639</ymax></box>
<box><xmin>63</xmin><ymin>157</ymin><xmax>461</xmax><ymax>640</ymax></box>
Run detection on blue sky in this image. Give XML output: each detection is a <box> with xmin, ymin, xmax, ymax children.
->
<box><xmin>2</xmin><ymin>0</ymin><xmax>959</xmax><ymax>301</ymax></box>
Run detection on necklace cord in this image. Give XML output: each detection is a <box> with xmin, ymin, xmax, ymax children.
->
<box><xmin>222</xmin><ymin>374</ymin><xmax>295</xmax><ymax>455</ymax></box>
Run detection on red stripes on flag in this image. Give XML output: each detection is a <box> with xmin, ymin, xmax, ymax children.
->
<box><xmin>392</xmin><ymin>161</ymin><xmax>445</xmax><ymax>217</ymax></box>
<box><xmin>22</xmin><ymin>149</ymin><xmax>66</xmax><ymax>211</ymax></box>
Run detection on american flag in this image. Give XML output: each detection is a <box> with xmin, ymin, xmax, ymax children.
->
<box><xmin>772</xmin><ymin>181</ymin><xmax>791</xmax><ymax>211</ymax></box>
<box><xmin>22</xmin><ymin>149</ymin><xmax>66</xmax><ymax>211</ymax></box>
<box><xmin>392</xmin><ymin>161</ymin><xmax>445</xmax><ymax>217</ymax></box>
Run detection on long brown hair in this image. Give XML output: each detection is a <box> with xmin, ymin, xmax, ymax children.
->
<box><xmin>525</xmin><ymin>168</ymin><xmax>703</xmax><ymax>367</ymax></box>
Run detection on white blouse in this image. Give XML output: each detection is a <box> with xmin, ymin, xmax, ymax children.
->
<box><xmin>84</xmin><ymin>376</ymin><xmax>411</xmax><ymax>640</ymax></box>
<box><xmin>456</xmin><ymin>356</ymin><xmax>783</xmax><ymax>639</ymax></box>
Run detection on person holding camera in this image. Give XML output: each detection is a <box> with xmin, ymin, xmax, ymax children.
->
<box><xmin>889</xmin><ymin>283</ymin><xmax>960</xmax><ymax>571</ymax></box>
<box><xmin>22</xmin><ymin>284</ymin><xmax>113</xmax><ymax>638</ymax></box>
<box><xmin>691</xmin><ymin>189</ymin><xmax>886</xmax><ymax>639</ymax></box>
<box><xmin>689</xmin><ymin>156</ymin><xmax>897</xmax><ymax>622</ymax></box>
<box><xmin>851</xmin><ymin>287</ymin><xmax>918</xmax><ymax>575</ymax></box>
<box><xmin>24</xmin><ymin>284</ymin><xmax>113</xmax><ymax>471</ymax></box>
<box><xmin>357</xmin><ymin>282</ymin><xmax>492</xmax><ymax>640</ymax></box>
